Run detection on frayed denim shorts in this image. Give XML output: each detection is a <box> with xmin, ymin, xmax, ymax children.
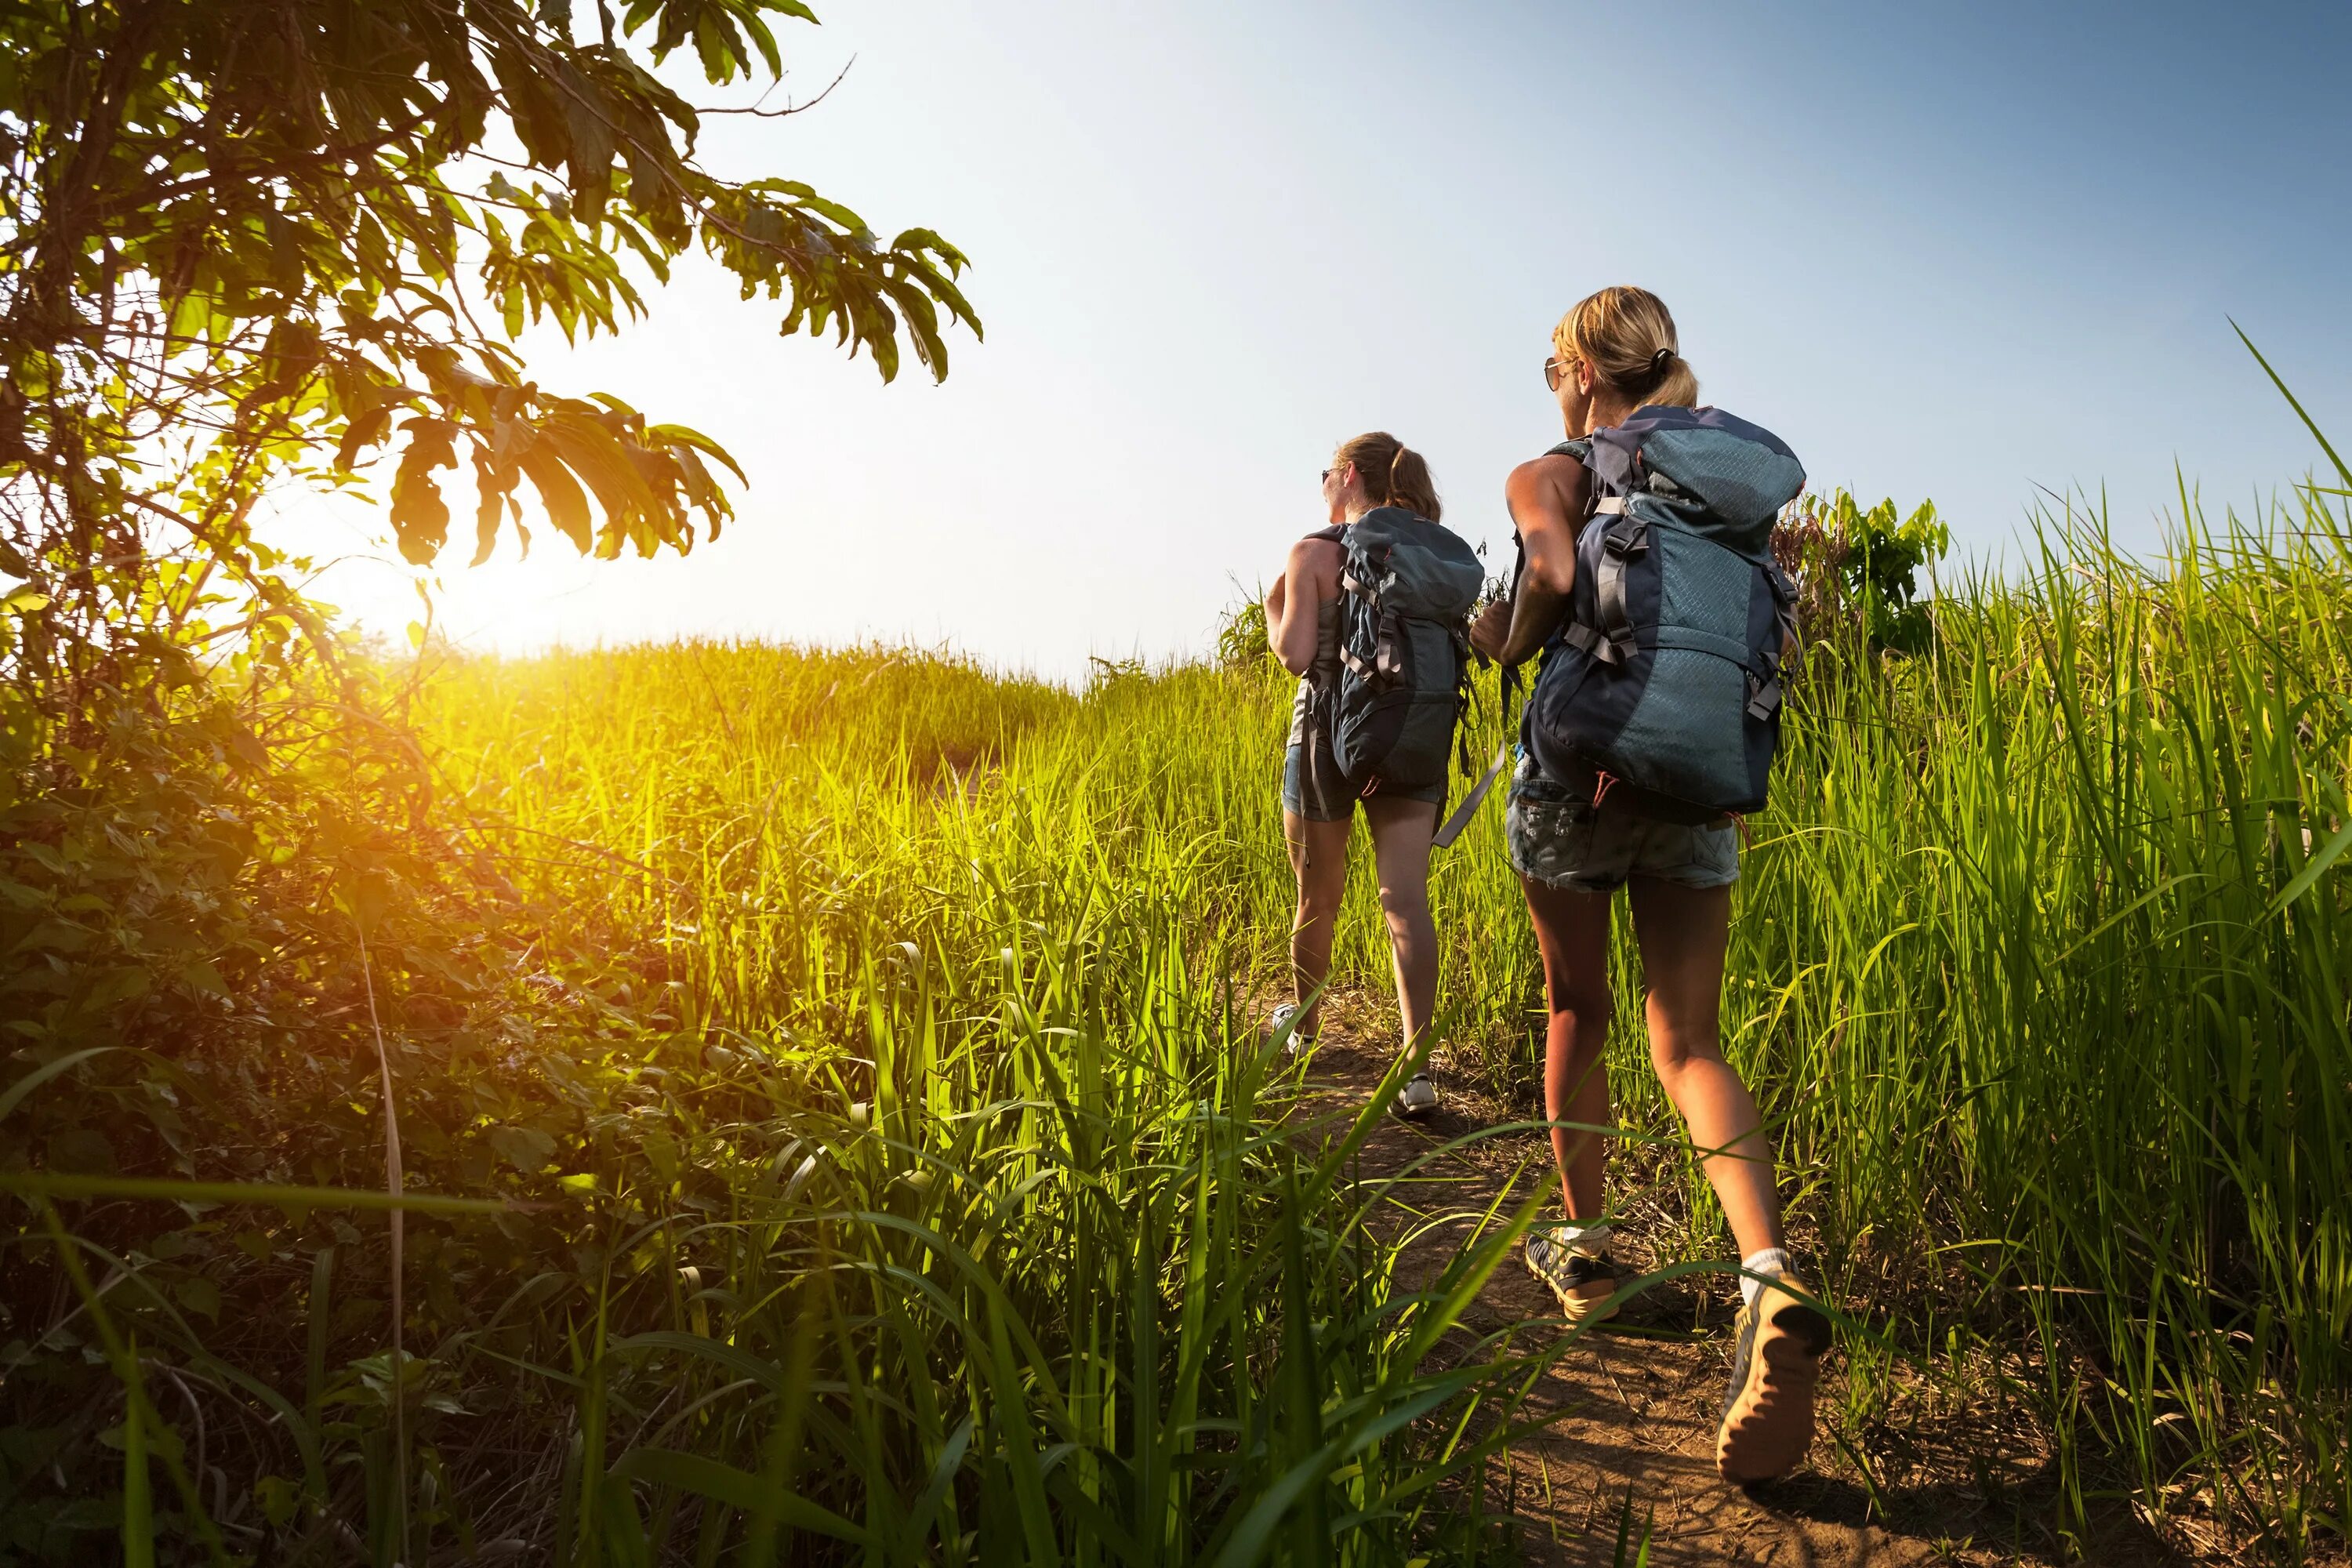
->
<box><xmin>1504</xmin><ymin>753</ymin><xmax>1740</xmax><ymax>895</ymax></box>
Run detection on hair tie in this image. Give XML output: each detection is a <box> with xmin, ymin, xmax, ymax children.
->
<box><xmin>1650</xmin><ymin>347</ymin><xmax>1674</xmax><ymax>374</ymax></box>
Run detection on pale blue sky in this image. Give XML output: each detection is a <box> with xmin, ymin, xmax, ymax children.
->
<box><xmin>292</xmin><ymin>0</ymin><xmax>2352</xmax><ymax>679</ymax></box>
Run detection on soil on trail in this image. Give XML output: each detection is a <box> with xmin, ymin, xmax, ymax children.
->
<box><xmin>1296</xmin><ymin>1025</ymin><xmax>2192</xmax><ymax>1568</ymax></box>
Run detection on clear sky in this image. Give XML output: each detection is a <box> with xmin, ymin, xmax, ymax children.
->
<box><xmin>288</xmin><ymin>0</ymin><xmax>2352</xmax><ymax>681</ymax></box>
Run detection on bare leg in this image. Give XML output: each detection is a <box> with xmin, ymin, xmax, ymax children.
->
<box><xmin>1363</xmin><ymin>796</ymin><xmax>1439</xmax><ymax>1058</ymax></box>
<box><xmin>1284</xmin><ymin>809</ymin><xmax>1351</xmax><ymax>1036</ymax></box>
<box><xmin>1626</xmin><ymin>877</ymin><xmax>1784</xmax><ymax>1257</ymax></box>
<box><xmin>1522</xmin><ymin>875</ymin><xmax>1616</xmax><ymax>1219</ymax></box>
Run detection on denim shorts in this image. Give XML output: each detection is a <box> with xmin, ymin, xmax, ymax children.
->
<box><xmin>1504</xmin><ymin>753</ymin><xmax>1740</xmax><ymax>894</ymax></box>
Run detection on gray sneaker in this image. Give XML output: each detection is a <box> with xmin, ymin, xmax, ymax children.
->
<box><xmin>1269</xmin><ymin>1002</ymin><xmax>1315</xmax><ymax>1057</ymax></box>
<box><xmin>1524</xmin><ymin>1228</ymin><xmax>1620</xmax><ymax>1326</ymax></box>
<box><xmin>1391</xmin><ymin>1071</ymin><xmax>1439</xmax><ymax>1120</ymax></box>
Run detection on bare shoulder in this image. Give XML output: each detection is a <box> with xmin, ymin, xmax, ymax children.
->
<box><xmin>1286</xmin><ymin>532</ymin><xmax>1344</xmax><ymax>586</ymax></box>
<box><xmin>1505</xmin><ymin>450</ymin><xmax>1588</xmax><ymax>522</ymax></box>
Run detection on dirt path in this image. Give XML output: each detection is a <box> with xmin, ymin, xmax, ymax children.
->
<box><xmin>1298</xmin><ymin>1027</ymin><xmax>2189</xmax><ymax>1567</ymax></box>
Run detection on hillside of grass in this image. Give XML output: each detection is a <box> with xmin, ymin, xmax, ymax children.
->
<box><xmin>3</xmin><ymin>470</ymin><xmax>2348</xmax><ymax>1562</ymax></box>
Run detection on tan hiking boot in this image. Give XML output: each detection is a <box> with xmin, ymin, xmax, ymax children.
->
<box><xmin>1524</xmin><ymin>1226</ymin><xmax>1619</xmax><ymax>1327</ymax></box>
<box><xmin>1715</xmin><ymin>1272</ymin><xmax>1832</xmax><ymax>1484</ymax></box>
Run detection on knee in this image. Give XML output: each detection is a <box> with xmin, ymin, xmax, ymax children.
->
<box><xmin>1648</xmin><ymin>1027</ymin><xmax>1721</xmax><ymax>1080</ymax></box>
<box><xmin>1294</xmin><ymin>881</ymin><xmax>1342</xmax><ymax>927</ymax></box>
<box><xmin>1548</xmin><ymin>982</ymin><xmax>1612</xmax><ymax>1044</ymax></box>
<box><xmin>1374</xmin><ymin>880</ymin><xmax>1421</xmax><ymax>927</ymax></box>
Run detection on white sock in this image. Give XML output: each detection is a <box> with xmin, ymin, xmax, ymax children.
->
<box><xmin>1555</xmin><ymin>1221</ymin><xmax>1612</xmax><ymax>1258</ymax></box>
<box><xmin>1739</xmin><ymin>1247</ymin><xmax>1793</xmax><ymax>1308</ymax></box>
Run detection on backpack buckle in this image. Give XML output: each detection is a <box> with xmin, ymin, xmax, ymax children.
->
<box><xmin>1601</xmin><ymin>515</ymin><xmax>1647</xmax><ymax>558</ymax></box>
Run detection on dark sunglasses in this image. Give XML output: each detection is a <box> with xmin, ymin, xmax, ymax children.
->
<box><xmin>1544</xmin><ymin>354</ymin><xmax>1579</xmax><ymax>393</ymax></box>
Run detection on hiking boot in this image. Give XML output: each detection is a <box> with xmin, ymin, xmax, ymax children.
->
<box><xmin>1390</xmin><ymin>1071</ymin><xmax>1439</xmax><ymax>1120</ymax></box>
<box><xmin>1715</xmin><ymin>1272</ymin><xmax>1832</xmax><ymax>1484</ymax></box>
<box><xmin>1268</xmin><ymin>1003</ymin><xmax>1315</xmax><ymax>1058</ymax></box>
<box><xmin>1524</xmin><ymin>1227</ymin><xmax>1618</xmax><ymax>1326</ymax></box>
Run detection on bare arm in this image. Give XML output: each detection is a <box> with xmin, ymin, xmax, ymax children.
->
<box><xmin>1268</xmin><ymin>537</ymin><xmax>1341</xmax><ymax>677</ymax></box>
<box><xmin>1468</xmin><ymin>454</ymin><xmax>1589</xmax><ymax>667</ymax></box>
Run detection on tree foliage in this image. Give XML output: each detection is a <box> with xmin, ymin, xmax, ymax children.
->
<box><xmin>0</xmin><ymin>0</ymin><xmax>979</xmax><ymax>633</ymax></box>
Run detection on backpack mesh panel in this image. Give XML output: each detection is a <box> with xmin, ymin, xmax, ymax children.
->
<box><xmin>1654</xmin><ymin>528</ymin><xmax>1755</xmax><ymax>638</ymax></box>
<box><xmin>1610</xmin><ymin>648</ymin><xmax>1751</xmax><ymax>805</ymax></box>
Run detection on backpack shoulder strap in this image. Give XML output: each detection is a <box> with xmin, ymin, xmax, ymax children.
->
<box><xmin>1558</xmin><ymin>509</ymin><xmax>1647</xmax><ymax>669</ymax></box>
<box><xmin>1301</xmin><ymin>524</ymin><xmax>1349</xmax><ymax>545</ymax></box>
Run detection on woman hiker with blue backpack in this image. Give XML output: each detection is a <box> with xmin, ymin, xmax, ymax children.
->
<box><xmin>1468</xmin><ymin>285</ymin><xmax>1833</xmax><ymax>1485</ymax></box>
<box><xmin>1263</xmin><ymin>432</ymin><xmax>1484</xmax><ymax>1121</ymax></box>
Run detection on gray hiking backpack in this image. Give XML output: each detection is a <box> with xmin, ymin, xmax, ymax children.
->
<box><xmin>1310</xmin><ymin>506</ymin><xmax>1486</xmax><ymax>793</ymax></box>
<box><xmin>1520</xmin><ymin>406</ymin><xmax>1806</xmax><ymax>821</ymax></box>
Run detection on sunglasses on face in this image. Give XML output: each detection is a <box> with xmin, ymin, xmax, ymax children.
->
<box><xmin>1544</xmin><ymin>355</ymin><xmax>1579</xmax><ymax>393</ymax></box>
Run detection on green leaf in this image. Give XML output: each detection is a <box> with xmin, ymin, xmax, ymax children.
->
<box><xmin>518</xmin><ymin>438</ymin><xmax>594</xmax><ymax>554</ymax></box>
<box><xmin>0</xmin><ymin>1046</ymin><xmax>119</xmax><ymax>1123</ymax></box>
<box><xmin>0</xmin><ymin>1173</ymin><xmax>507</xmax><ymax>1214</ymax></box>
<box><xmin>2267</xmin><ymin>815</ymin><xmax>2352</xmax><ymax>920</ymax></box>
<box><xmin>488</xmin><ymin>1125</ymin><xmax>558</xmax><ymax>1174</ymax></box>
<box><xmin>122</xmin><ymin>1385</ymin><xmax>154</xmax><ymax>1568</ymax></box>
<box><xmin>390</xmin><ymin>419</ymin><xmax>459</xmax><ymax>564</ymax></box>
<box><xmin>606</xmin><ymin>1450</ymin><xmax>868</xmax><ymax>1544</ymax></box>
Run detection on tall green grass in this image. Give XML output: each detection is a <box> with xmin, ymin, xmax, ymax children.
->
<box><xmin>5</xmin><ymin>642</ymin><xmax>1552</xmax><ymax>1563</ymax></box>
<box><xmin>412</xmin><ymin>644</ymin><xmax>1559</xmax><ymax>1563</ymax></box>
<box><xmin>419</xmin><ymin>437</ymin><xmax>2350</xmax><ymax>1555</ymax></box>
<box><xmin>8</xmin><ymin>446</ymin><xmax>2347</xmax><ymax>1559</ymax></box>
<box><xmin>427</xmin><ymin>427</ymin><xmax>2350</xmax><ymax>1550</ymax></box>
<box><xmin>1728</xmin><ymin>476</ymin><xmax>2352</xmax><ymax>1552</ymax></box>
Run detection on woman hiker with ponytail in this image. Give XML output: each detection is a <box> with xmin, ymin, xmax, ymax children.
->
<box><xmin>1263</xmin><ymin>432</ymin><xmax>1475</xmax><ymax>1121</ymax></box>
<box><xmin>1468</xmin><ymin>287</ymin><xmax>1831</xmax><ymax>1484</ymax></box>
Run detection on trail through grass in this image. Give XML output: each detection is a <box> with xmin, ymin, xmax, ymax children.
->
<box><xmin>5</xmin><ymin>470</ymin><xmax>2348</xmax><ymax>1560</ymax></box>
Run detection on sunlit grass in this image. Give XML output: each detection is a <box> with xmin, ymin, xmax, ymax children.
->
<box><xmin>9</xmin><ymin>456</ymin><xmax>2347</xmax><ymax>1560</ymax></box>
<box><xmin>423</xmin><ymin>442</ymin><xmax>2352</xmax><ymax>1558</ymax></box>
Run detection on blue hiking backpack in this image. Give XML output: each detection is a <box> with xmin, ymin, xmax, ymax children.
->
<box><xmin>1520</xmin><ymin>406</ymin><xmax>1806</xmax><ymax>822</ymax></box>
<box><xmin>1310</xmin><ymin>506</ymin><xmax>1486</xmax><ymax>794</ymax></box>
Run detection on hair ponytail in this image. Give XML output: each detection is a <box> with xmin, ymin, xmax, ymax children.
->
<box><xmin>1330</xmin><ymin>430</ymin><xmax>1443</xmax><ymax>521</ymax></box>
<box><xmin>1552</xmin><ymin>285</ymin><xmax>1700</xmax><ymax>410</ymax></box>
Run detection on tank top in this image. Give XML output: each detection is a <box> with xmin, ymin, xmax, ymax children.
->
<box><xmin>1286</xmin><ymin>595</ymin><xmax>1341</xmax><ymax>747</ymax></box>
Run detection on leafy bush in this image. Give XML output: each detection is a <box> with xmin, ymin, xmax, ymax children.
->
<box><xmin>1773</xmin><ymin>492</ymin><xmax>1951</xmax><ymax>655</ymax></box>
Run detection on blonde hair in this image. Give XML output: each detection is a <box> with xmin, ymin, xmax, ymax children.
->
<box><xmin>1330</xmin><ymin>431</ymin><xmax>1442</xmax><ymax>521</ymax></box>
<box><xmin>1551</xmin><ymin>285</ymin><xmax>1700</xmax><ymax>410</ymax></box>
